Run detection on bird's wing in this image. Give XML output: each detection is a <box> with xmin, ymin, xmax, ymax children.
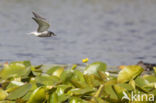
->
<box><xmin>32</xmin><ymin>17</ymin><xmax>50</xmax><ymax>32</ymax></box>
<box><xmin>32</xmin><ymin>11</ymin><xmax>46</xmax><ymax>20</ymax></box>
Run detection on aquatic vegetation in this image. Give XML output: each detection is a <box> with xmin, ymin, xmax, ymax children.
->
<box><xmin>0</xmin><ymin>61</ymin><xmax>155</xmax><ymax>103</ymax></box>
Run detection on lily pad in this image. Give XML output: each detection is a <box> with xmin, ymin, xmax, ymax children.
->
<box><xmin>135</xmin><ymin>77</ymin><xmax>149</xmax><ymax>88</ymax></box>
<box><xmin>49</xmin><ymin>85</ymin><xmax>71</xmax><ymax>103</ymax></box>
<box><xmin>143</xmin><ymin>75</ymin><xmax>156</xmax><ymax>83</ymax></box>
<box><xmin>72</xmin><ymin>70</ymin><xmax>85</xmax><ymax>82</ymax></box>
<box><xmin>6</xmin><ymin>81</ymin><xmax>24</xmax><ymax>93</ymax></box>
<box><xmin>46</xmin><ymin>66</ymin><xmax>63</xmax><ymax>75</ymax></box>
<box><xmin>60</xmin><ymin>70</ymin><xmax>73</xmax><ymax>83</ymax></box>
<box><xmin>104</xmin><ymin>85</ymin><xmax>118</xmax><ymax>100</ymax></box>
<box><xmin>0</xmin><ymin>62</ymin><xmax>28</xmax><ymax>79</ymax></box>
<box><xmin>27</xmin><ymin>87</ymin><xmax>46</xmax><ymax>103</ymax></box>
<box><xmin>0</xmin><ymin>89</ymin><xmax>8</xmax><ymax>100</ymax></box>
<box><xmin>69</xmin><ymin>97</ymin><xmax>88</xmax><ymax>103</ymax></box>
<box><xmin>84</xmin><ymin>62</ymin><xmax>106</xmax><ymax>75</ymax></box>
<box><xmin>11</xmin><ymin>61</ymin><xmax>31</xmax><ymax>68</ymax></box>
<box><xmin>117</xmin><ymin>65</ymin><xmax>144</xmax><ymax>83</ymax></box>
<box><xmin>67</xmin><ymin>87</ymin><xmax>96</xmax><ymax>96</ymax></box>
<box><xmin>35</xmin><ymin>75</ymin><xmax>60</xmax><ymax>86</ymax></box>
<box><xmin>52</xmin><ymin>67</ymin><xmax>64</xmax><ymax>77</ymax></box>
<box><xmin>113</xmin><ymin>84</ymin><xmax>126</xmax><ymax>99</ymax></box>
<box><xmin>7</xmin><ymin>83</ymin><xmax>32</xmax><ymax>100</ymax></box>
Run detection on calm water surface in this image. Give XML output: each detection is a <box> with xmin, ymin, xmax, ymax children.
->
<box><xmin>0</xmin><ymin>0</ymin><xmax>156</xmax><ymax>66</ymax></box>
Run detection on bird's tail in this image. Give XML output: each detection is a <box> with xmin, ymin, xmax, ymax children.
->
<box><xmin>27</xmin><ymin>32</ymin><xmax>34</xmax><ymax>35</ymax></box>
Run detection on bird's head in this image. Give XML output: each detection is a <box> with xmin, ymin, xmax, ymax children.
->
<box><xmin>49</xmin><ymin>31</ymin><xmax>56</xmax><ymax>36</ymax></box>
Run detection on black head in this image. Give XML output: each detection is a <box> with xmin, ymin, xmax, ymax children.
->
<box><xmin>49</xmin><ymin>31</ymin><xmax>56</xmax><ymax>36</ymax></box>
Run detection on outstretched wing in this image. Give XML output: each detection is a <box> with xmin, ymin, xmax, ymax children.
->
<box><xmin>32</xmin><ymin>11</ymin><xmax>46</xmax><ymax>20</ymax></box>
<box><xmin>32</xmin><ymin>14</ymin><xmax>50</xmax><ymax>32</ymax></box>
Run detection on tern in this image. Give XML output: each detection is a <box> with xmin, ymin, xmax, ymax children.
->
<box><xmin>29</xmin><ymin>11</ymin><xmax>56</xmax><ymax>37</ymax></box>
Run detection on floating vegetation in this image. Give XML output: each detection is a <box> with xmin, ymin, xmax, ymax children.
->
<box><xmin>0</xmin><ymin>60</ymin><xmax>155</xmax><ymax>103</ymax></box>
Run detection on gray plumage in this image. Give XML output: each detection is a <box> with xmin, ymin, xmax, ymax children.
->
<box><xmin>29</xmin><ymin>11</ymin><xmax>56</xmax><ymax>37</ymax></box>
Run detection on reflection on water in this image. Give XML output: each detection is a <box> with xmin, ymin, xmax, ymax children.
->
<box><xmin>0</xmin><ymin>0</ymin><xmax>156</xmax><ymax>66</ymax></box>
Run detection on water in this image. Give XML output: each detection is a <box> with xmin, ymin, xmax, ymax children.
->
<box><xmin>0</xmin><ymin>0</ymin><xmax>156</xmax><ymax>66</ymax></box>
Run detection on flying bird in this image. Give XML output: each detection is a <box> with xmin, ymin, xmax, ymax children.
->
<box><xmin>29</xmin><ymin>11</ymin><xmax>56</xmax><ymax>37</ymax></box>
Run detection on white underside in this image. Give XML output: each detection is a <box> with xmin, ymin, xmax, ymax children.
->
<box><xmin>28</xmin><ymin>31</ymin><xmax>48</xmax><ymax>36</ymax></box>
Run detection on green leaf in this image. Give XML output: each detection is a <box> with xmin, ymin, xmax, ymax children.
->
<box><xmin>0</xmin><ymin>62</ymin><xmax>28</xmax><ymax>79</ymax></box>
<box><xmin>104</xmin><ymin>85</ymin><xmax>118</xmax><ymax>100</ymax></box>
<box><xmin>0</xmin><ymin>101</ymin><xmax>16</xmax><ymax>103</ymax></box>
<box><xmin>0</xmin><ymin>89</ymin><xmax>8</xmax><ymax>100</ymax></box>
<box><xmin>94</xmin><ymin>85</ymin><xmax>104</xmax><ymax>98</ymax></box>
<box><xmin>91</xmin><ymin>97</ymin><xmax>109</xmax><ymax>103</ymax></box>
<box><xmin>84</xmin><ymin>74</ymin><xmax>101</xmax><ymax>87</ymax></box>
<box><xmin>72</xmin><ymin>70</ymin><xmax>85</xmax><ymax>82</ymax></box>
<box><xmin>49</xmin><ymin>92</ymin><xmax>58</xmax><ymax>103</ymax></box>
<box><xmin>113</xmin><ymin>85</ymin><xmax>126</xmax><ymax>99</ymax></box>
<box><xmin>135</xmin><ymin>77</ymin><xmax>155</xmax><ymax>91</ymax></box>
<box><xmin>84</xmin><ymin>62</ymin><xmax>106</xmax><ymax>75</ymax></box>
<box><xmin>6</xmin><ymin>81</ymin><xmax>24</xmax><ymax>93</ymax></box>
<box><xmin>54</xmin><ymin>85</ymin><xmax>71</xmax><ymax>102</ymax></box>
<box><xmin>46</xmin><ymin>66</ymin><xmax>63</xmax><ymax>75</ymax></box>
<box><xmin>52</xmin><ymin>67</ymin><xmax>64</xmax><ymax>77</ymax></box>
<box><xmin>35</xmin><ymin>75</ymin><xmax>60</xmax><ymax>86</ymax></box>
<box><xmin>7</xmin><ymin>83</ymin><xmax>32</xmax><ymax>100</ymax></box>
<box><xmin>27</xmin><ymin>87</ymin><xmax>46</xmax><ymax>103</ymax></box>
<box><xmin>60</xmin><ymin>70</ymin><xmax>73</xmax><ymax>83</ymax></box>
<box><xmin>117</xmin><ymin>65</ymin><xmax>144</xmax><ymax>83</ymax></box>
<box><xmin>49</xmin><ymin>86</ymin><xmax>68</xmax><ymax>103</ymax></box>
<box><xmin>70</xmin><ymin>79</ymin><xmax>87</xmax><ymax>88</ymax></box>
<box><xmin>69</xmin><ymin>97</ymin><xmax>88</xmax><ymax>103</ymax></box>
<box><xmin>143</xmin><ymin>75</ymin><xmax>156</xmax><ymax>83</ymax></box>
<box><xmin>117</xmin><ymin>83</ymin><xmax>133</xmax><ymax>90</ymax></box>
<box><xmin>67</xmin><ymin>88</ymin><xmax>95</xmax><ymax>96</ymax></box>
<box><xmin>129</xmin><ymin>79</ymin><xmax>136</xmax><ymax>90</ymax></box>
<box><xmin>11</xmin><ymin>61</ymin><xmax>31</xmax><ymax>68</ymax></box>
<box><xmin>22</xmin><ymin>91</ymin><xmax>33</xmax><ymax>101</ymax></box>
<box><xmin>135</xmin><ymin>77</ymin><xmax>149</xmax><ymax>87</ymax></box>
